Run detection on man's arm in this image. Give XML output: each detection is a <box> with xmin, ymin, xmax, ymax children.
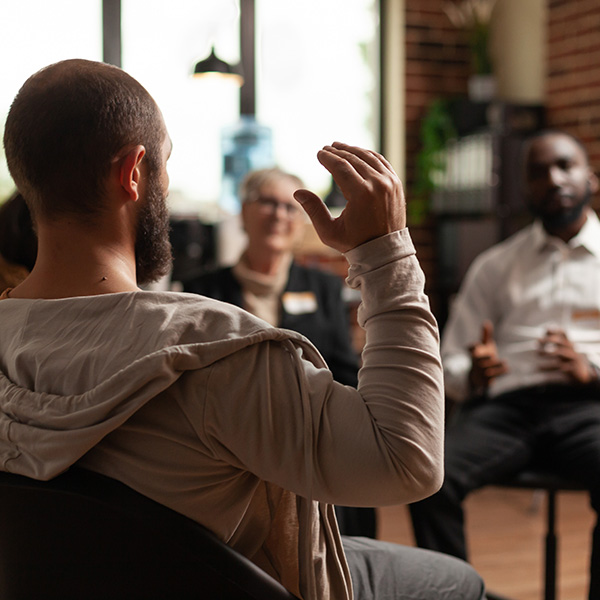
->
<box><xmin>203</xmin><ymin>143</ymin><xmax>445</xmax><ymax>506</ymax></box>
<box><xmin>441</xmin><ymin>251</ymin><xmax>503</xmax><ymax>402</ymax></box>
<box><xmin>203</xmin><ymin>230</ymin><xmax>444</xmax><ymax>507</ymax></box>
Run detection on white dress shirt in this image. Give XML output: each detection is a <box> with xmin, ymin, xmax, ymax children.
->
<box><xmin>442</xmin><ymin>209</ymin><xmax>600</xmax><ymax>401</ymax></box>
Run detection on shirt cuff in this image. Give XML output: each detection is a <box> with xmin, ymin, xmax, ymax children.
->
<box><xmin>344</xmin><ymin>229</ymin><xmax>414</xmax><ymax>285</ymax></box>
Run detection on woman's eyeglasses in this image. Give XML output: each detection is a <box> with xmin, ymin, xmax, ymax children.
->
<box><xmin>252</xmin><ymin>196</ymin><xmax>301</xmax><ymax>218</ymax></box>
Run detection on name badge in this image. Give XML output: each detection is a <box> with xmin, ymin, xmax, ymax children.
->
<box><xmin>282</xmin><ymin>291</ymin><xmax>318</xmax><ymax>315</ymax></box>
<box><xmin>572</xmin><ymin>308</ymin><xmax>600</xmax><ymax>322</ymax></box>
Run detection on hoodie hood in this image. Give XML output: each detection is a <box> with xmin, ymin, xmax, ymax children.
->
<box><xmin>0</xmin><ymin>291</ymin><xmax>313</xmax><ymax>479</ymax></box>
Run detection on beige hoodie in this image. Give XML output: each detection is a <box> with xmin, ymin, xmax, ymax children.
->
<box><xmin>0</xmin><ymin>230</ymin><xmax>443</xmax><ymax>600</ymax></box>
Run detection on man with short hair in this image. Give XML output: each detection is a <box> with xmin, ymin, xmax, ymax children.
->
<box><xmin>410</xmin><ymin>130</ymin><xmax>600</xmax><ymax>600</ymax></box>
<box><xmin>0</xmin><ymin>59</ymin><xmax>484</xmax><ymax>600</ymax></box>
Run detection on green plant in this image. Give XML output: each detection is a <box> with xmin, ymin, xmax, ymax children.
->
<box><xmin>444</xmin><ymin>0</ymin><xmax>497</xmax><ymax>75</ymax></box>
<box><xmin>409</xmin><ymin>99</ymin><xmax>456</xmax><ymax>225</ymax></box>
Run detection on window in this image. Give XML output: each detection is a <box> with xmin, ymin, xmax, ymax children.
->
<box><xmin>1</xmin><ymin>0</ymin><xmax>379</xmax><ymax>214</ymax></box>
<box><xmin>123</xmin><ymin>0</ymin><xmax>379</xmax><ymax>214</ymax></box>
<box><xmin>257</xmin><ymin>0</ymin><xmax>379</xmax><ymax>196</ymax></box>
<box><xmin>0</xmin><ymin>0</ymin><xmax>102</xmax><ymax>200</ymax></box>
<box><xmin>122</xmin><ymin>0</ymin><xmax>242</xmax><ymax>214</ymax></box>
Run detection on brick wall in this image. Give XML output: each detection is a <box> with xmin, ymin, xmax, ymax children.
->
<box><xmin>404</xmin><ymin>0</ymin><xmax>471</xmax><ymax>316</ymax></box>
<box><xmin>547</xmin><ymin>0</ymin><xmax>600</xmax><ymax>192</ymax></box>
<box><xmin>405</xmin><ymin>0</ymin><xmax>471</xmax><ymax>187</ymax></box>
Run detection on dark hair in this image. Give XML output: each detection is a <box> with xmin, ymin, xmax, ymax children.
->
<box><xmin>524</xmin><ymin>129</ymin><xmax>590</xmax><ymax>163</ymax></box>
<box><xmin>3</xmin><ymin>59</ymin><xmax>164</xmax><ymax>222</ymax></box>
<box><xmin>0</xmin><ymin>191</ymin><xmax>37</xmax><ymax>271</ymax></box>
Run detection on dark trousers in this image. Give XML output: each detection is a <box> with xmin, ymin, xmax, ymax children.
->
<box><xmin>409</xmin><ymin>385</ymin><xmax>600</xmax><ymax>600</ymax></box>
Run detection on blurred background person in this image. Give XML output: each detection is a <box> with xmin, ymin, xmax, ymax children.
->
<box><xmin>183</xmin><ymin>166</ymin><xmax>377</xmax><ymax>538</ymax></box>
<box><xmin>0</xmin><ymin>191</ymin><xmax>37</xmax><ymax>292</ymax></box>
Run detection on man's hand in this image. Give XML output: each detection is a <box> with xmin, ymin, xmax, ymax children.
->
<box><xmin>538</xmin><ymin>328</ymin><xmax>596</xmax><ymax>384</ymax></box>
<box><xmin>468</xmin><ymin>320</ymin><xmax>509</xmax><ymax>391</ymax></box>
<box><xmin>293</xmin><ymin>142</ymin><xmax>406</xmax><ymax>253</ymax></box>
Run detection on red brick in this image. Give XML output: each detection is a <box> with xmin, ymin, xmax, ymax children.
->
<box><xmin>547</xmin><ymin>0</ymin><xmax>600</xmax><ymax>184</ymax></box>
<box><xmin>548</xmin><ymin>0</ymin><xmax>600</xmax><ymax>24</ymax></box>
<box><xmin>548</xmin><ymin>33</ymin><xmax>600</xmax><ymax>61</ymax></box>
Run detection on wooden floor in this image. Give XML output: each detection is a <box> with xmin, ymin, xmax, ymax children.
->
<box><xmin>377</xmin><ymin>487</ymin><xmax>595</xmax><ymax>600</ymax></box>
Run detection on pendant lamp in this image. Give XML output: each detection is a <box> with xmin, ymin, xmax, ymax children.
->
<box><xmin>192</xmin><ymin>47</ymin><xmax>244</xmax><ymax>86</ymax></box>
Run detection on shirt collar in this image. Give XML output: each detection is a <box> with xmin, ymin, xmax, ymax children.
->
<box><xmin>531</xmin><ymin>209</ymin><xmax>600</xmax><ymax>257</ymax></box>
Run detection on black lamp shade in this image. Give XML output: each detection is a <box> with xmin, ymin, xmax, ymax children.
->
<box><xmin>193</xmin><ymin>47</ymin><xmax>244</xmax><ymax>85</ymax></box>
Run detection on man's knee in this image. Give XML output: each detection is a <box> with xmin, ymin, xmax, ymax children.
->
<box><xmin>342</xmin><ymin>537</ymin><xmax>485</xmax><ymax>600</ymax></box>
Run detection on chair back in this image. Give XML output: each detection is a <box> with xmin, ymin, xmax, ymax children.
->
<box><xmin>0</xmin><ymin>468</ymin><xmax>298</xmax><ymax>600</ymax></box>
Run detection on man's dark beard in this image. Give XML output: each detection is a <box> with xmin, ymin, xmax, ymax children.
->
<box><xmin>528</xmin><ymin>182</ymin><xmax>592</xmax><ymax>230</ymax></box>
<box><xmin>134</xmin><ymin>171</ymin><xmax>173</xmax><ymax>285</ymax></box>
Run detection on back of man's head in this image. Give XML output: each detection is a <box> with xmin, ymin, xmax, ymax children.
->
<box><xmin>3</xmin><ymin>59</ymin><xmax>164</xmax><ymax>223</ymax></box>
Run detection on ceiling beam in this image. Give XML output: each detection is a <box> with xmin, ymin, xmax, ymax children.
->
<box><xmin>239</xmin><ymin>0</ymin><xmax>255</xmax><ymax>116</ymax></box>
<box><xmin>103</xmin><ymin>0</ymin><xmax>122</xmax><ymax>67</ymax></box>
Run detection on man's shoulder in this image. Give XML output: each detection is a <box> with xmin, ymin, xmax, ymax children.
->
<box><xmin>138</xmin><ymin>289</ymin><xmax>249</xmax><ymax>322</ymax></box>
<box><xmin>151</xmin><ymin>292</ymin><xmax>322</xmax><ymax>367</ymax></box>
<box><xmin>139</xmin><ymin>291</ymin><xmax>307</xmax><ymax>341</ymax></box>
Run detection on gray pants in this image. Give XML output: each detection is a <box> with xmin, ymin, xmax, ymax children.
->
<box><xmin>342</xmin><ymin>536</ymin><xmax>486</xmax><ymax>600</ymax></box>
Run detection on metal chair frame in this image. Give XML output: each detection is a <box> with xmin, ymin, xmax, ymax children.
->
<box><xmin>496</xmin><ymin>471</ymin><xmax>586</xmax><ymax>600</ymax></box>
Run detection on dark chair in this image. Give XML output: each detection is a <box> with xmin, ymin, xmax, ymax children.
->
<box><xmin>493</xmin><ymin>470</ymin><xmax>587</xmax><ymax>600</ymax></box>
<box><xmin>0</xmin><ymin>468</ymin><xmax>299</xmax><ymax>600</ymax></box>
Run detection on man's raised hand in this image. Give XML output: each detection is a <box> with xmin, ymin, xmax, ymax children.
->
<box><xmin>293</xmin><ymin>142</ymin><xmax>406</xmax><ymax>253</ymax></box>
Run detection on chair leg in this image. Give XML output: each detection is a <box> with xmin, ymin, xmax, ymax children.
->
<box><xmin>544</xmin><ymin>490</ymin><xmax>557</xmax><ymax>600</ymax></box>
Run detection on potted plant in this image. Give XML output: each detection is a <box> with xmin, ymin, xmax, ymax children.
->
<box><xmin>410</xmin><ymin>98</ymin><xmax>457</xmax><ymax>225</ymax></box>
<box><xmin>444</xmin><ymin>0</ymin><xmax>498</xmax><ymax>101</ymax></box>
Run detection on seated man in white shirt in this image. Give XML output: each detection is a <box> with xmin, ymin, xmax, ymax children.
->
<box><xmin>409</xmin><ymin>129</ymin><xmax>600</xmax><ymax>600</ymax></box>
